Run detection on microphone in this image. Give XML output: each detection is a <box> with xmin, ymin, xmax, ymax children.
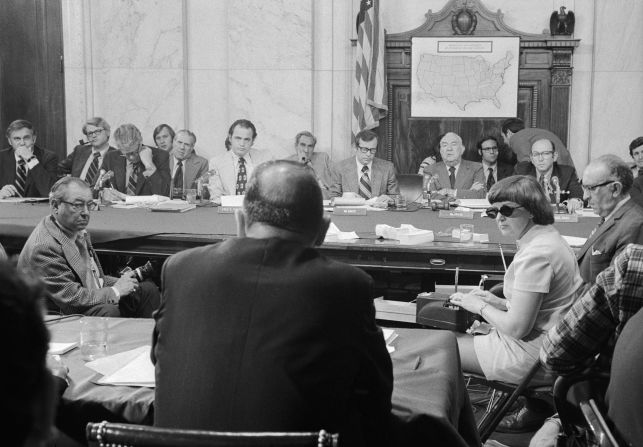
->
<box><xmin>94</xmin><ymin>169</ymin><xmax>106</xmax><ymax>191</ymax></box>
<box><xmin>551</xmin><ymin>176</ymin><xmax>561</xmax><ymax>205</ymax></box>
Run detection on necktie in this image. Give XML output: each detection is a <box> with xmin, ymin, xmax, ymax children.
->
<box><xmin>486</xmin><ymin>167</ymin><xmax>495</xmax><ymax>191</ymax></box>
<box><xmin>76</xmin><ymin>234</ymin><xmax>99</xmax><ymax>289</ymax></box>
<box><xmin>15</xmin><ymin>158</ymin><xmax>27</xmax><ymax>197</ymax></box>
<box><xmin>235</xmin><ymin>157</ymin><xmax>247</xmax><ymax>195</ymax></box>
<box><xmin>448</xmin><ymin>166</ymin><xmax>456</xmax><ymax>189</ymax></box>
<box><xmin>85</xmin><ymin>152</ymin><xmax>101</xmax><ymax>186</ymax></box>
<box><xmin>358</xmin><ymin>165</ymin><xmax>372</xmax><ymax>199</ymax></box>
<box><xmin>539</xmin><ymin>174</ymin><xmax>547</xmax><ymax>192</ymax></box>
<box><xmin>173</xmin><ymin>160</ymin><xmax>184</xmax><ymax>198</ymax></box>
<box><xmin>127</xmin><ymin>163</ymin><xmax>140</xmax><ymax>196</ymax></box>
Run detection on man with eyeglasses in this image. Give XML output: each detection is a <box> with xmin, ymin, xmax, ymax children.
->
<box><xmin>477</xmin><ymin>136</ymin><xmax>513</xmax><ymax>191</ymax></box>
<box><xmin>419</xmin><ymin>132</ymin><xmax>485</xmax><ymax>199</ymax></box>
<box><xmin>57</xmin><ymin>117</ymin><xmax>117</xmax><ymax>187</ymax></box>
<box><xmin>514</xmin><ymin>138</ymin><xmax>583</xmax><ymax>206</ymax></box>
<box><xmin>0</xmin><ymin>119</ymin><xmax>58</xmax><ymax>198</ymax></box>
<box><xmin>329</xmin><ymin>129</ymin><xmax>399</xmax><ymax>199</ymax></box>
<box><xmin>18</xmin><ymin>177</ymin><xmax>160</xmax><ymax>316</ymax></box>
<box><xmin>101</xmin><ymin>123</ymin><xmax>171</xmax><ymax>198</ymax></box>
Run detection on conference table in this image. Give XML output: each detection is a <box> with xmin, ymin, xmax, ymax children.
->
<box><xmin>48</xmin><ymin>316</ymin><xmax>480</xmax><ymax>446</ymax></box>
<box><xmin>0</xmin><ymin>201</ymin><xmax>598</xmax><ymax>280</ymax></box>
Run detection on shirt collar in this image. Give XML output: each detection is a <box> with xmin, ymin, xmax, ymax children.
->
<box><xmin>482</xmin><ymin>161</ymin><xmax>497</xmax><ymax>171</ymax></box>
<box><xmin>355</xmin><ymin>157</ymin><xmax>373</xmax><ymax>172</ymax></box>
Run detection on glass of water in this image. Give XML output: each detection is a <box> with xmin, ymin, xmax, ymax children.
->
<box><xmin>79</xmin><ymin>317</ymin><xmax>109</xmax><ymax>361</ymax></box>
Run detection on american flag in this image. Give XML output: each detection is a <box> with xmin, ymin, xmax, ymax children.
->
<box><xmin>352</xmin><ymin>0</ymin><xmax>387</xmax><ymax>140</ymax></box>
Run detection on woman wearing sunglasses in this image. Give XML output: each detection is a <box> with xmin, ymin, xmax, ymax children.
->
<box><xmin>450</xmin><ymin>175</ymin><xmax>584</xmax><ymax>389</ymax></box>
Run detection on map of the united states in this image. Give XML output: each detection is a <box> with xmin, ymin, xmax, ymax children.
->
<box><xmin>416</xmin><ymin>52</ymin><xmax>513</xmax><ymax>111</ymax></box>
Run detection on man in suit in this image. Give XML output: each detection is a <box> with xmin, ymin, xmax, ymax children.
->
<box><xmin>57</xmin><ymin>117</ymin><xmax>117</xmax><ymax>187</ymax></box>
<box><xmin>576</xmin><ymin>155</ymin><xmax>643</xmax><ymax>282</ymax></box>
<box><xmin>501</xmin><ymin>117</ymin><xmax>575</xmax><ymax>168</ymax></box>
<box><xmin>477</xmin><ymin>136</ymin><xmax>513</xmax><ymax>191</ymax></box>
<box><xmin>102</xmin><ymin>123</ymin><xmax>171</xmax><ymax>198</ymax></box>
<box><xmin>420</xmin><ymin>132</ymin><xmax>485</xmax><ymax>199</ymax></box>
<box><xmin>207</xmin><ymin>119</ymin><xmax>274</xmax><ymax>204</ymax></box>
<box><xmin>0</xmin><ymin>119</ymin><xmax>58</xmax><ymax>198</ymax></box>
<box><xmin>329</xmin><ymin>129</ymin><xmax>399</xmax><ymax>199</ymax></box>
<box><xmin>514</xmin><ymin>138</ymin><xmax>583</xmax><ymax>204</ymax></box>
<box><xmin>153</xmin><ymin>160</ymin><xmax>393</xmax><ymax>445</ymax></box>
<box><xmin>286</xmin><ymin>130</ymin><xmax>332</xmax><ymax>198</ymax></box>
<box><xmin>17</xmin><ymin>177</ymin><xmax>160</xmax><ymax>316</ymax></box>
<box><xmin>169</xmin><ymin>129</ymin><xmax>209</xmax><ymax>199</ymax></box>
<box><xmin>628</xmin><ymin>137</ymin><xmax>643</xmax><ymax>207</ymax></box>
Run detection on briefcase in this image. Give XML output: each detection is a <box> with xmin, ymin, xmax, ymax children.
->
<box><xmin>415</xmin><ymin>292</ymin><xmax>476</xmax><ymax>332</ymax></box>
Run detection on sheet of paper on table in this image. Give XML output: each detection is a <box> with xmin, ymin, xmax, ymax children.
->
<box><xmin>221</xmin><ymin>195</ymin><xmax>244</xmax><ymax>207</ymax></box>
<box><xmin>561</xmin><ymin>235</ymin><xmax>587</xmax><ymax>247</ymax></box>
<box><xmin>48</xmin><ymin>342</ymin><xmax>78</xmax><ymax>355</ymax></box>
<box><xmin>86</xmin><ymin>345</ymin><xmax>155</xmax><ymax>388</ymax></box>
<box><xmin>375</xmin><ymin>224</ymin><xmax>434</xmax><ymax>245</ymax></box>
<box><xmin>0</xmin><ymin>197</ymin><xmax>49</xmax><ymax>203</ymax></box>
<box><xmin>324</xmin><ymin>222</ymin><xmax>359</xmax><ymax>241</ymax></box>
<box><xmin>455</xmin><ymin>199</ymin><xmax>490</xmax><ymax>209</ymax></box>
<box><xmin>382</xmin><ymin>328</ymin><xmax>397</xmax><ymax>353</ymax></box>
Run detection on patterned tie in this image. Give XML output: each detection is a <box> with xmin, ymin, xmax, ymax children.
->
<box><xmin>85</xmin><ymin>152</ymin><xmax>101</xmax><ymax>186</ymax></box>
<box><xmin>358</xmin><ymin>165</ymin><xmax>372</xmax><ymax>199</ymax></box>
<box><xmin>235</xmin><ymin>157</ymin><xmax>247</xmax><ymax>195</ymax></box>
<box><xmin>127</xmin><ymin>163</ymin><xmax>140</xmax><ymax>196</ymax></box>
<box><xmin>486</xmin><ymin>167</ymin><xmax>495</xmax><ymax>191</ymax></box>
<box><xmin>173</xmin><ymin>160</ymin><xmax>184</xmax><ymax>198</ymax></box>
<box><xmin>448</xmin><ymin>166</ymin><xmax>456</xmax><ymax>189</ymax></box>
<box><xmin>539</xmin><ymin>174</ymin><xmax>547</xmax><ymax>192</ymax></box>
<box><xmin>15</xmin><ymin>158</ymin><xmax>27</xmax><ymax>197</ymax></box>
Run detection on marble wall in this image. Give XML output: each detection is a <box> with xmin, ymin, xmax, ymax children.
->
<box><xmin>62</xmin><ymin>0</ymin><xmax>643</xmax><ymax>172</ymax></box>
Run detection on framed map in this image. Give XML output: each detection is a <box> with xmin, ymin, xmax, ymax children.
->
<box><xmin>411</xmin><ymin>37</ymin><xmax>519</xmax><ymax>118</ymax></box>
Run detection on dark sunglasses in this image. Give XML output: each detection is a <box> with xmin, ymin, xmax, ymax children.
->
<box><xmin>485</xmin><ymin>205</ymin><xmax>523</xmax><ymax>219</ymax></box>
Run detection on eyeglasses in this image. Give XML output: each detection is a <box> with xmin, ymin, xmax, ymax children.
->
<box><xmin>530</xmin><ymin>151</ymin><xmax>554</xmax><ymax>159</ymax></box>
<box><xmin>86</xmin><ymin>129</ymin><xmax>104</xmax><ymax>138</ymax></box>
<box><xmin>481</xmin><ymin>146</ymin><xmax>498</xmax><ymax>152</ymax></box>
<box><xmin>60</xmin><ymin>200</ymin><xmax>98</xmax><ymax>212</ymax></box>
<box><xmin>581</xmin><ymin>180</ymin><xmax>616</xmax><ymax>193</ymax></box>
<box><xmin>357</xmin><ymin>146</ymin><xmax>377</xmax><ymax>154</ymax></box>
<box><xmin>485</xmin><ymin>205</ymin><xmax>523</xmax><ymax>219</ymax></box>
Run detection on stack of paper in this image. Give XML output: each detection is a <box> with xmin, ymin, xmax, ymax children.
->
<box><xmin>324</xmin><ymin>222</ymin><xmax>359</xmax><ymax>241</ymax></box>
<box><xmin>375</xmin><ymin>224</ymin><xmax>434</xmax><ymax>245</ymax></box>
<box><xmin>86</xmin><ymin>346</ymin><xmax>155</xmax><ymax>388</ymax></box>
<box><xmin>124</xmin><ymin>195</ymin><xmax>169</xmax><ymax>206</ymax></box>
<box><xmin>48</xmin><ymin>342</ymin><xmax>78</xmax><ymax>355</ymax></box>
<box><xmin>150</xmin><ymin>200</ymin><xmax>196</xmax><ymax>213</ymax></box>
<box><xmin>456</xmin><ymin>199</ymin><xmax>490</xmax><ymax>209</ymax></box>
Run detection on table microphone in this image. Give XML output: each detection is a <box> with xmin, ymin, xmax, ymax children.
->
<box><xmin>551</xmin><ymin>176</ymin><xmax>561</xmax><ymax>206</ymax></box>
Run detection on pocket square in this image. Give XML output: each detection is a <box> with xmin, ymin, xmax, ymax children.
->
<box><xmin>592</xmin><ymin>249</ymin><xmax>603</xmax><ymax>255</ymax></box>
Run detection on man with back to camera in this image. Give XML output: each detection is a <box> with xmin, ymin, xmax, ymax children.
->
<box><xmin>286</xmin><ymin>130</ymin><xmax>333</xmax><ymax>199</ymax></box>
<box><xmin>0</xmin><ymin>119</ymin><xmax>58</xmax><ymax>198</ymax></box>
<box><xmin>576</xmin><ymin>154</ymin><xmax>643</xmax><ymax>282</ymax></box>
<box><xmin>101</xmin><ymin>123</ymin><xmax>171</xmax><ymax>198</ymax></box>
<box><xmin>207</xmin><ymin>119</ymin><xmax>274</xmax><ymax>204</ymax></box>
<box><xmin>418</xmin><ymin>132</ymin><xmax>485</xmax><ymax>199</ymax></box>
<box><xmin>169</xmin><ymin>129</ymin><xmax>209</xmax><ymax>199</ymax></box>
<box><xmin>501</xmin><ymin>117</ymin><xmax>575</xmax><ymax>168</ymax></box>
<box><xmin>477</xmin><ymin>135</ymin><xmax>514</xmax><ymax>191</ymax></box>
<box><xmin>17</xmin><ymin>177</ymin><xmax>160</xmax><ymax>317</ymax></box>
<box><xmin>329</xmin><ymin>129</ymin><xmax>399</xmax><ymax>199</ymax></box>
<box><xmin>57</xmin><ymin>117</ymin><xmax>117</xmax><ymax>187</ymax></box>
<box><xmin>153</xmin><ymin>160</ymin><xmax>393</xmax><ymax>445</ymax></box>
<box><xmin>514</xmin><ymin>138</ymin><xmax>583</xmax><ymax>206</ymax></box>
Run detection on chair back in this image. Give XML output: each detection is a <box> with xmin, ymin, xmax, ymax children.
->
<box><xmin>86</xmin><ymin>421</ymin><xmax>339</xmax><ymax>447</ymax></box>
<box><xmin>397</xmin><ymin>174</ymin><xmax>424</xmax><ymax>203</ymax></box>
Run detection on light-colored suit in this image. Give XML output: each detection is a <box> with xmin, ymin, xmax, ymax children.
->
<box><xmin>424</xmin><ymin>160</ymin><xmax>485</xmax><ymax>199</ymax></box>
<box><xmin>17</xmin><ymin>216</ymin><xmax>117</xmax><ymax>314</ymax></box>
<box><xmin>207</xmin><ymin>149</ymin><xmax>274</xmax><ymax>202</ymax></box>
<box><xmin>171</xmin><ymin>152</ymin><xmax>209</xmax><ymax>191</ymax></box>
<box><xmin>285</xmin><ymin>152</ymin><xmax>333</xmax><ymax>199</ymax></box>
<box><xmin>576</xmin><ymin>199</ymin><xmax>643</xmax><ymax>282</ymax></box>
<box><xmin>330</xmin><ymin>157</ymin><xmax>399</xmax><ymax>198</ymax></box>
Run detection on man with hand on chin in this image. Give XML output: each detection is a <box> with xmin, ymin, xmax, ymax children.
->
<box><xmin>0</xmin><ymin>119</ymin><xmax>58</xmax><ymax>198</ymax></box>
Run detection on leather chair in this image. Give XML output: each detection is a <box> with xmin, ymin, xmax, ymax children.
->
<box><xmin>86</xmin><ymin>421</ymin><xmax>339</xmax><ymax>447</ymax></box>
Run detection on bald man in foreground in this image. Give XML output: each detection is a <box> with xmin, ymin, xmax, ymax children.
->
<box><xmin>152</xmin><ymin>160</ymin><xmax>393</xmax><ymax>445</ymax></box>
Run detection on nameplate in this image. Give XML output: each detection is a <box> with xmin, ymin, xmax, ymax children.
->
<box><xmin>217</xmin><ymin>206</ymin><xmax>239</xmax><ymax>214</ymax></box>
<box><xmin>333</xmin><ymin>207</ymin><xmax>367</xmax><ymax>216</ymax></box>
<box><xmin>554</xmin><ymin>213</ymin><xmax>579</xmax><ymax>223</ymax></box>
<box><xmin>438</xmin><ymin>210</ymin><xmax>474</xmax><ymax>219</ymax></box>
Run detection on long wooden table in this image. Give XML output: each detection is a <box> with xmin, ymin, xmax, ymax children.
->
<box><xmin>48</xmin><ymin>316</ymin><xmax>480</xmax><ymax>446</ymax></box>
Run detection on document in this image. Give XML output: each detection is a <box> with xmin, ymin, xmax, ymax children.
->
<box><xmin>86</xmin><ymin>345</ymin><xmax>155</xmax><ymax>388</ymax></box>
<box><xmin>48</xmin><ymin>342</ymin><xmax>78</xmax><ymax>355</ymax></box>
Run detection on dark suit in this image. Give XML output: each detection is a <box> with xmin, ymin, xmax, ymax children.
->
<box><xmin>152</xmin><ymin>237</ymin><xmax>393</xmax><ymax>446</ymax></box>
<box><xmin>514</xmin><ymin>161</ymin><xmax>583</xmax><ymax>200</ymax></box>
<box><xmin>57</xmin><ymin>144</ymin><xmax>117</xmax><ymax>185</ymax></box>
<box><xmin>102</xmin><ymin>145</ymin><xmax>171</xmax><ymax>196</ymax></box>
<box><xmin>423</xmin><ymin>160</ymin><xmax>485</xmax><ymax>199</ymax></box>
<box><xmin>330</xmin><ymin>156</ymin><xmax>399</xmax><ymax>198</ymax></box>
<box><xmin>170</xmin><ymin>152</ymin><xmax>209</xmax><ymax>191</ymax></box>
<box><xmin>576</xmin><ymin>199</ymin><xmax>643</xmax><ymax>282</ymax></box>
<box><xmin>0</xmin><ymin>145</ymin><xmax>58</xmax><ymax>197</ymax></box>
<box><xmin>631</xmin><ymin>176</ymin><xmax>643</xmax><ymax>208</ymax></box>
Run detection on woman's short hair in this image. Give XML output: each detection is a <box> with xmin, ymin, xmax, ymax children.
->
<box><xmin>487</xmin><ymin>175</ymin><xmax>554</xmax><ymax>225</ymax></box>
<box><xmin>152</xmin><ymin>124</ymin><xmax>175</xmax><ymax>143</ymax></box>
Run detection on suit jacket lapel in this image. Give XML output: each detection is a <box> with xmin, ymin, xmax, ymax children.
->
<box><xmin>455</xmin><ymin>162</ymin><xmax>470</xmax><ymax>190</ymax></box>
<box><xmin>371</xmin><ymin>160</ymin><xmax>382</xmax><ymax>195</ymax></box>
<box><xmin>44</xmin><ymin>217</ymin><xmax>88</xmax><ymax>286</ymax></box>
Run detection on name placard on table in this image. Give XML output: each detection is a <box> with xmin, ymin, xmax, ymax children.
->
<box><xmin>554</xmin><ymin>213</ymin><xmax>579</xmax><ymax>223</ymax></box>
<box><xmin>438</xmin><ymin>210</ymin><xmax>474</xmax><ymax>219</ymax></box>
<box><xmin>333</xmin><ymin>207</ymin><xmax>367</xmax><ymax>216</ymax></box>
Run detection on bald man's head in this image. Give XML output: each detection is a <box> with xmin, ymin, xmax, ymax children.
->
<box><xmin>243</xmin><ymin>160</ymin><xmax>324</xmax><ymax>242</ymax></box>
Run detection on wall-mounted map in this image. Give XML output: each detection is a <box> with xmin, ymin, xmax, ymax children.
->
<box><xmin>411</xmin><ymin>37</ymin><xmax>519</xmax><ymax>118</ymax></box>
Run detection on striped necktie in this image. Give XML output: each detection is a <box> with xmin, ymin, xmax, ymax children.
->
<box><xmin>85</xmin><ymin>152</ymin><xmax>101</xmax><ymax>186</ymax></box>
<box><xmin>127</xmin><ymin>163</ymin><xmax>140</xmax><ymax>196</ymax></box>
<box><xmin>235</xmin><ymin>157</ymin><xmax>247</xmax><ymax>195</ymax></box>
<box><xmin>172</xmin><ymin>160</ymin><xmax>184</xmax><ymax>199</ymax></box>
<box><xmin>486</xmin><ymin>167</ymin><xmax>495</xmax><ymax>191</ymax></box>
<box><xmin>358</xmin><ymin>165</ymin><xmax>372</xmax><ymax>199</ymax></box>
<box><xmin>448</xmin><ymin>166</ymin><xmax>456</xmax><ymax>189</ymax></box>
<box><xmin>15</xmin><ymin>158</ymin><xmax>27</xmax><ymax>197</ymax></box>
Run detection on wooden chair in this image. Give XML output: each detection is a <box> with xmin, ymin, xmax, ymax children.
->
<box><xmin>86</xmin><ymin>421</ymin><xmax>339</xmax><ymax>447</ymax></box>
